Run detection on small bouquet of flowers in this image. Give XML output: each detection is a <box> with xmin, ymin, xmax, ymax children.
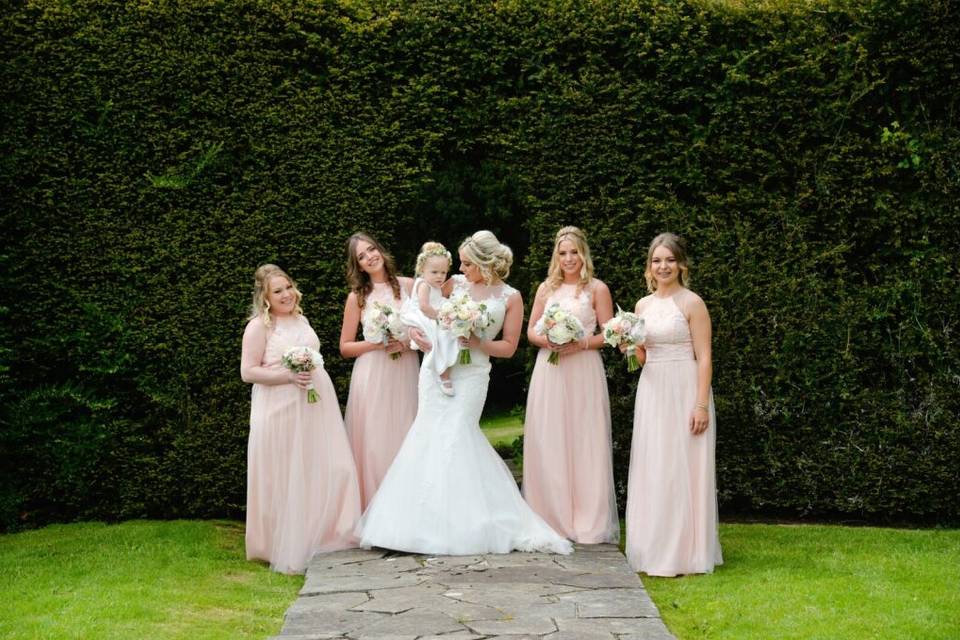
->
<box><xmin>534</xmin><ymin>303</ymin><xmax>586</xmax><ymax>365</ymax></box>
<box><xmin>363</xmin><ymin>301</ymin><xmax>406</xmax><ymax>360</ymax></box>
<box><xmin>602</xmin><ymin>307</ymin><xmax>646</xmax><ymax>372</ymax></box>
<box><xmin>281</xmin><ymin>346</ymin><xmax>324</xmax><ymax>403</ymax></box>
<box><xmin>437</xmin><ymin>293</ymin><xmax>493</xmax><ymax>365</ymax></box>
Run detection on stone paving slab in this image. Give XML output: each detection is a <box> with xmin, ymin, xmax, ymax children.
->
<box><xmin>272</xmin><ymin>544</ymin><xmax>675</xmax><ymax>639</ymax></box>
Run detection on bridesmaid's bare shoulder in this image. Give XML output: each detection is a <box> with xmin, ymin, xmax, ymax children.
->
<box><xmin>589</xmin><ymin>278</ymin><xmax>611</xmax><ymax>297</ymax></box>
<box><xmin>243</xmin><ymin>315</ymin><xmax>270</xmax><ymax>339</ymax></box>
<box><xmin>676</xmin><ymin>288</ymin><xmax>707</xmax><ymax>315</ymax></box>
<box><xmin>533</xmin><ymin>280</ymin><xmax>550</xmax><ymax>302</ymax></box>
<box><xmin>398</xmin><ymin>276</ymin><xmax>414</xmax><ymax>293</ymax></box>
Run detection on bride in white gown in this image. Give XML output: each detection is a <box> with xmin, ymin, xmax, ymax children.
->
<box><xmin>356</xmin><ymin>231</ymin><xmax>573</xmax><ymax>555</ymax></box>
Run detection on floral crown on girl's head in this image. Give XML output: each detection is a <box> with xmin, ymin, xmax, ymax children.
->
<box><xmin>422</xmin><ymin>245</ymin><xmax>451</xmax><ymax>260</ymax></box>
<box><xmin>415</xmin><ymin>242</ymin><xmax>453</xmax><ymax>276</ymax></box>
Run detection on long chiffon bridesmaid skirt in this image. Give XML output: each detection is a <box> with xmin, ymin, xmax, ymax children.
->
<box><xmin>344</xmin><ymin>349</ymin><xmax>419</xmax><ymax>507</ymax></box>
<box><xmin>625</xmin><ymin>359</ymin><xmax>722</xmax><ymax>576</ymax></box>
<box><xmin>522</xmin><ymin>348</ymin><xmax>619</xmax><ymax>544</ymax></box>
<box><xmin>246</xmin><ymin>369</ymin><xmax>361</xmax><ymax>574</ymax></box>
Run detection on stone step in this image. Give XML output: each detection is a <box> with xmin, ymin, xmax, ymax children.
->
<box><xmin>271</xmin><ymin>544</ymin><xmax>675</xmax><ymax>639</ymax></box>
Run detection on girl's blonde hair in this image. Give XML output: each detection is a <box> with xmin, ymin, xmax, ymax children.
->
<box><xmin>459</xmin><ymin>230</ymin><xmax>513</xmax><ymax>284</ymax></box>
<box><xmin>345</xmin><ymin>232</ymin><xmax>401</xmax><ymax>310</ymax></box>
<box><xmin>414</xmin><ymin>241</ymin><xmax>452</xmax><ymax>277</ymax></box>
<box><xmin>249</xmin><ymin>264</ymin><xmax>303</xmax><ymax>327</ymax></box>
<box><xmin>545</xmin><ymin>225</ymin><xmax>594</xmax><ymax>294</ymax></box>
<box><xmin>644</xmin><ymin>232</ymin><xmax>691</xmax><ymax>292</ymax></box>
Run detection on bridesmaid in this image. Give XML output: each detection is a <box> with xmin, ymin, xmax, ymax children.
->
<box><xmin>240</xmin><ymin>264</ymin><xmax>361</xmax><ymax>574</ymax></box>
<box><xmin>522</xmin><ymin>226</ymin><xmax>619</xmax><ymax>544</ymax></box>
<box><xmin>624</xmin><ymin>233</ymin><xmax>722</xmax><ymax>576</ymax></box>
<box><xmin>339</xmin><ymin>232</ymin><xmax>419</xmax><ymax>508</ymax></box>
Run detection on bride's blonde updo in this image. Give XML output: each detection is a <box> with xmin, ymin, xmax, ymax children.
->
<box><xmin>249</xmin><ymin>264</ymin><xmax>303</xmax><ymax>327</ymax></box>
<box><xmin>459</xmin><ymin>230</ymin><xmax>513</xmax><ymax>284</ymax></box>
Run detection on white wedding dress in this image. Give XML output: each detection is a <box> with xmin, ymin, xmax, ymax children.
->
<box><xmin>356</xmin><ymin>275</ymin><xmax>573</xmax><ymax>555</ymax></box>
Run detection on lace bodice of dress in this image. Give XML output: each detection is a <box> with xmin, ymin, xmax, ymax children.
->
<box><xmin>451</xmin><ymin>274</ymin><xmax>516</xmax><ymax>365</ymax></box>
<box><xmin>367</xmin><ymin>281</ymin><xmax>407</xmax><ymax>309</ymax></box>
<box><xmin>640</xmin><ymin>295</ymin><xmax>695</xmax><ymax>363</ymax></box>
<box><xmin>543</xmin><ymin>282</ymin><xmax>597</xmax><ymax>335</ymax></box>
<box><xmin>263</xmin><ymin>315</ymin><xmax>320</xmax><ymax>367</ymax></box>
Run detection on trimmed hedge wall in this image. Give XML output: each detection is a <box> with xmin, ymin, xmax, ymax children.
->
<box><xmin>1</xmin><ymin>0</ymin><xmax>957</xmax><ymax>529</ymax></box>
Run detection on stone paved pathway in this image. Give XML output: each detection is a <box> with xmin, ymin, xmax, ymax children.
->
<box><xmin>271</xmin><ymin>544</ymin><xmax>675</xmax><ymax>640</ymax></box>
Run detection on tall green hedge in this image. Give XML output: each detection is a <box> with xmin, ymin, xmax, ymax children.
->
<box><xmin>1</xmin><ymin>0</ymin><xmax>957</xmax><ymax>529</ymax></box>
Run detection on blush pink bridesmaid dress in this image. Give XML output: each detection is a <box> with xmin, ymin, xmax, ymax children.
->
<box><xmin>522</xmin><ymin>281</ymin><xmax>620</xmax><ymax>544</ymax></box>
<box><xmin>625</xmin><ymin>293</ymin><xmax>722</xmax><ymax>576</ymax></box>
<box><xmin>246</xmin><ymin>315</ymin><xmax>361</xmax><ymax>574</ymax></box>
<box><xmin>344</xmin><ymin>282</ymin><xmax>419</xmax><ymax>508</ymax></box>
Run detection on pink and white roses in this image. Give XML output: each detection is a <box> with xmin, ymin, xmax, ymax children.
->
<box><xmin>535</xmin><ymin>303</ymin><xmax>586</xmax><ymax>365</ymax></box>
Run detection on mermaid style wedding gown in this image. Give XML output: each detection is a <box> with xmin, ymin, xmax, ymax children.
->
<box><xmin>356</xmin><ymin>275</ymin><xmax>572</xmax><ymax>555</ymax></box>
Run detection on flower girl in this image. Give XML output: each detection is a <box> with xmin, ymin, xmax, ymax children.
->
<box><xmin>402</xmin><ymin>241</ymin><xmax>459</xmax><ymax>396</ymax></box>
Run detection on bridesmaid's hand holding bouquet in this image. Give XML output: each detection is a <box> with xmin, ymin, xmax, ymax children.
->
<box><xmin>281</xmin><ymin>346</ymin><xmax>324</xmax><ymax>403</ymax></box>
<box><xmin>363</xmin><ymin>301</ymin><xmax>406</xmax><ymax>360</ymax></box>
<box><xmin>437</xmin><ymin>293</ymin><xmax>492</xmax><ymax>364</ymax></box>
<box><xmin>534</xmin><ymin>303</ymin><xmax>586</xmax><ymax>365</ymax></box>
<box><xmin>602</xmin><ymin>308</ymin><xmax>646</xmax><ymax>372</ymax></box>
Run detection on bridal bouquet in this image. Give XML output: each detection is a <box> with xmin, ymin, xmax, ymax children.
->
<box><xmin>281</xmin><ymin>346</ymin><xmax>324</xmax><ymax>403</ymax></box>
<box><xmin>363</xmin><ymin>301</ymin><xmax>406</xmax><ymax>360</ymax></box>
<box><xmin>437</xmin><ymin>293</ymin><xmax>492</xmax><ymax>365</ymax></box>
<box><xmin>535</xmin><ymin>303</ymin><xmax>586</xmax><ymax>365</ymax></box>
<box><xmin>602</xmin><ymin>307</ymin><xmax>646</xmax><ymax>372</ymax></box>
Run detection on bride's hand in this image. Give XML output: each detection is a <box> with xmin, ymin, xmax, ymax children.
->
<box><xmin>459</xmin><ymin>335</ymin><xmax>482</xmax><ymax>352</ymax></box>
<box><xmin>409</xmin><ymin>328</ymin><xmax>432</xmax><ymax>352</ymax></box>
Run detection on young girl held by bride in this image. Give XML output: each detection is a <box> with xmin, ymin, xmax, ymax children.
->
<box><xmin>402</xmin><ymin>241</ymin><xmax>459</xmax><ymax>396</ymax></box>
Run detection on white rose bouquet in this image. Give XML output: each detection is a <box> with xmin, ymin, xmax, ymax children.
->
<box><xmin>534</xmin><ymin>303</ymin><xmax>586</xmax><ymax>365</ymax></box>
<box><xmin>437</xmin><ymin>293</ymin><xmax>493</xmax><ymax>365</ymax></box>
<box><xmin>281</xmin><ymin>346</ymin><xmax>324</xmax><ymax>403</ymax></box>
<box><xmin>602</xmin><ymin>307</ymin><xmax>646</xmax><ymax>372</ymax></box>
<box><xmin>363</xmin><ymin>301</ymin><xmax>406</xmax><ymax>360</ymax></box>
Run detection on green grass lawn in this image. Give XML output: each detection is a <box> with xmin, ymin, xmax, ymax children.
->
<box><xmin>643</xmin><ymin>523</ymin><xmax>960</xmax><ymax>640</ymax></box>
<box><xmin>0</xmin><ymin>520</ymin><xmax>301</xmax><ymax>640</ymax></box>
<box><xmin>3</xmin><ymin>519</ymin><xmax>958</xmax><ymax>640</ymax></box>
<box><xmin>479</xmin><ymin>410</ymin><xmax>523</xmax><ymax>448</ymax></box>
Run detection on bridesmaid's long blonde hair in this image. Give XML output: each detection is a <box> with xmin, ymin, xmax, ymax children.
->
<box><xmin>545</xmin><ymin>226</ymin><xmax>594</xmax><ymax>295</ymax></box>
<box><xmin>249</xmin><ymin>264</ymin><xmax>304</xmax><ymax>327</ymax></box>
<box><xmin>644</xmin><ymin>232</ymin><xmax>691</xmax><ymax>292</ymax></box>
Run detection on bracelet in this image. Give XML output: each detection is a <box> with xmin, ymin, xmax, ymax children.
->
<box><xmin>696</xmin><ymin>402</ymin><xmax>708</xmax><ymax>410</ymax></box>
